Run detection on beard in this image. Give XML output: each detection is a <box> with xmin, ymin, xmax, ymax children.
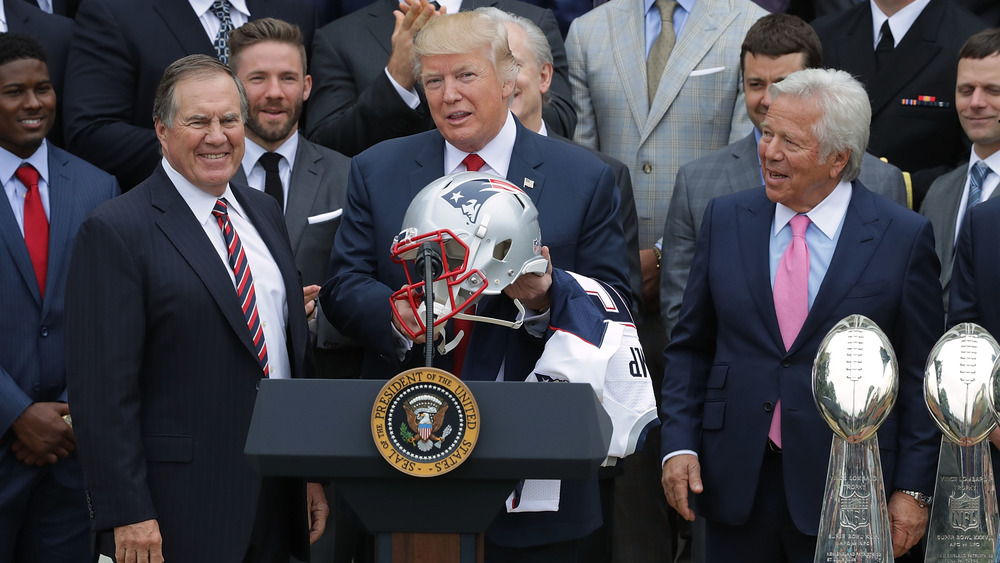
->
<box><xmin>247</xmin><ymin>99</ymin><xmax>303</xmax><ymax>145</ymax></box>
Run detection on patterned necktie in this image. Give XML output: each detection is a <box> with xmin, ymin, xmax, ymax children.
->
<box><xmin>875</xmin><ymin>20</ymin><xmax>894</xmax><ymax>71</ymax></box>
<box><xmin>768</xmin><ymin>214</ymin><xmax>811</xmax><ymax>448</ymax></box>
<box><xmin>210</xmin><ymin>0</ymin><xmax>235</xmax><ymax>64</ymax></box>
<box><xmin>451</xmin><ymin>153</ymin><xmax>485</xmax><ymax>377</ymax></box>
<box><xmin>258</xmin><ymin>152</ymin><xmax>284</xmax><ymax>211</ymax></box>
<box><xmin>646</xmin><ymin>0</ymin><xmax>677</xmax><ymax>104</ymax></box>
<box><xmin>968</xmin><ymin>161</ymin><xmax>990</xmax><ymax>209</ymax></box>
<box><xmin>212</xmin><ymin>199</ymin><xmax>270</xmax><ymax>376</ymax></box>
<box><xmin>15</xmin><ymin>164</ymin><xmax>48</xmax><ymax>298</ymax></box>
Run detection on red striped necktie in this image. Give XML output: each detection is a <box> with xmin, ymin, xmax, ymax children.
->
<box><xmin>452</xmin><ymin>153</ymin><xmax>486</xmax><ymax>377</ymax></box>
<box><xmin>212</xmin><ymin>198</ymin><xmax>270</xmax><ymax>376</ymax></box>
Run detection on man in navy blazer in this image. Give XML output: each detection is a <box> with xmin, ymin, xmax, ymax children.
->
<box><xmin>320</xmin><ymin>11</ymin><xmax>629</xmax><ymax>560</ymax></box>
<box><xmin>63</xmin><ymin>0</ymin><xmax>318</xmax><ymax>190</ymax></box>
<box><xmin>0</xmin><ymin>33</ymin><xmax>118</xmax><ymax>562</ymax></box>
<box><xmin>660</xmin><ymin>69</ymin><xmax>941</xmax><ymax>562</ymax></box>
<box><xmin>65</xmin><ymin>56</ymin><xmax>326</xmax><ymax>563</ymax></box>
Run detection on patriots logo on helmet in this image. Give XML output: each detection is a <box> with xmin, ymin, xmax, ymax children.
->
<box><xmin>441</xmin><ymin>178</ymin><xmax>525</xmax><ymax>224</ymax></box>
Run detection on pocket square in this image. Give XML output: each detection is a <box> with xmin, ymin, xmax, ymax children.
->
<box><xmin>307</xmin><ymin>209</ymin><xmax>343</xmax><ymax>225</ymax></box>
<box><xmin>689</xmin><ymin>66</ymin><xmax>726</xmax><ymax>77</ymax></box>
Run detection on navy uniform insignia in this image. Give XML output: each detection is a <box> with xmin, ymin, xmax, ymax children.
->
<box><xmin>372</xmin><ymin>368</ymin><xmax>480</xmax><ymax>476</ymax></box>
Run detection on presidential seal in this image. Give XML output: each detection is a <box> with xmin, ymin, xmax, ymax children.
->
<box><xmin>371</xmin><ymin>368</ymin><xmax>480</xmax><ymax>477</ymax></box>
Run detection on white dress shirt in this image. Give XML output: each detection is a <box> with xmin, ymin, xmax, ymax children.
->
<box><xmin>242</xmin><ymin>135</ymin><xmax>299</xmax><ymax>210</ymax></box>
<box><xmin>189</xmin><ymin>0</ymin><xmax>250</xmax><ymax>40</ymax></box>
<box><xmin>870</xmin><ymin>0</ymin><xmax>931</xmax><ymax>49</ymax></box>
<box><xmin>953</xmin><ymin>148</ymin><xmax>1000</xmax><ymax>244</ymax></box>
<box><xmin>163</xmin><ymin>158</ymin><xmax>292</xmax><ymax>379</ymax></box>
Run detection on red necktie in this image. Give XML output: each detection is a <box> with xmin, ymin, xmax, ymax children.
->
<box><xmin>212</xmin><ymin>199</ymin><xmax>270</xmax><ymax>377</ymax></box>
<box><xmin>16</xmin><ymin>164</ymin><xmax>48</xmax><ymax>298</ymax></box>
<box><xmin>768</xmin><ymin>214</ymin><xmax>811</xmax><ymax>448</ymax></box>
<box><xmin>451</xmin><ymin>153</ymin><xmax>486</xmax><ymax>376</ymax></box>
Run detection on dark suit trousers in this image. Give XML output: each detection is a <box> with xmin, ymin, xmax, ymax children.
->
<box><xmin>704</xmin><ymin>448</ymin><xmax>814</xmax><ymax>563</ymax></box>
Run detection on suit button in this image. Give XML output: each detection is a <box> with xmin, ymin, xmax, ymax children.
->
<box><xmin>642</xmin><ymin>163</ymin><xmax>652</xmax><ymax>174</ymax></box>
<box><xmin>763</xmin><ymin>401</ymin><xmax>773</xmax><ymax>412</ymax></box>
<box><xmin>781</xmin><ymin>359</ymin><xmax>791</xmax><ymax>368</ymax></box>
<box><xmin>39</xmin><ymin>326</ymin><xmax>48</xmax><ymax>337</ymax></box>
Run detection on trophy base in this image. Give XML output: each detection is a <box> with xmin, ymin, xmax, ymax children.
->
<box><xmin>814</xmin><ymin>436</ymin><xmax>892</xmax><ymax>563</ymax></box>
<box><xmin>925</xmin><ymin>439</ymin><xmax>997</xmax><ymax>561</ymax></box>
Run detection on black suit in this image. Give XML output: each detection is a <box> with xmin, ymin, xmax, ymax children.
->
<box><xmin>63</xmin><ymin>0</ymin><xmax>318</xmax><ymax>190</ymax></box>
<box><xmin>6</xmin><ymin>0</ymin><xmax>73</xmax><ymax>148</ymax></box>
<box><xmin>304</xmin><ymin>0</ymin><xmax>576</xmax><ymax>157</ymax></box>
<box><xmin>812</xmin><ymin>0</ymin><xmax>986</xmax><ymax>206</ymax></box>
<box><xmin>65</xmin><ymin>166</ymin><xmax>311</xmax><ymax>562</ymax></box>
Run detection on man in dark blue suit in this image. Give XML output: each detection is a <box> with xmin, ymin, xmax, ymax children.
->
<box><xmin>320</xmin><ymin>10</ymin><xmax>629</xmax><ymax>561</ymax></box>
<box><xmin>0</xmin><ymin>33</ymin><xmax>119</xmax><ymax>563</ymax></box>
<box><xmin>63</xmin><ymin>0</ymin><xmax>318</xmax><ymax>190</ymax></box>
<box><xmin>660</xmin><ymin>68</ymin><xmax>942</xmax><ymax>562</ymax></box>
<box><xmin>65</xmin><ymin>55</ymin><xmax>326</xmax><ymax>563</ymax></box>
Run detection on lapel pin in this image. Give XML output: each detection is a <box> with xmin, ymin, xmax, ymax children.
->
<box><xmin>523</xmin><ymin>178</ymin><xmax>535</xmax><ymax>189</ymax></box>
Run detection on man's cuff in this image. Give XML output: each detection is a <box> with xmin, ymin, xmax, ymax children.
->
<box><xmin>385</xmin><ymin>67</ymin><xmax>420</xmax><ymax>109</ymax></box>
<box><xmin>389</xmin><ymin>320</ymin><xmax>413</xmax><ymax>361</ymax></box>
<box><xmin>661</xmin><ymin>449</ymin><xmax>698</xmax><ymax>468</ymax></box>
<box><xmin>519</xmin><ymin>307</ymin><xmax>551</xmax><ymax>338</ymax></box>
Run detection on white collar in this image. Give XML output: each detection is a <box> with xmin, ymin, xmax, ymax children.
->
<box><xmin>773</xmin><ymin>179</ymin><xmax>853</xmax><ymax>239</ymax></box>
<box><xmin>0</xmin><ymin>140</ymin><xmax>49</xmax><ymax>186</ymax></box>
<box><xmin>189</xmin><ymin>0</ymin><xmax>250</xmax><ymax>18</ymax></box>
<box><xmin>162</xmin><ymin>157</ymin><xmax>247</xmax><ymax>225</ymax></box>
<box><xmin>243</xmin><ymin>133</ymin><xmax>300</xmax><ymax>173</ymax></box>
<box><xmin>443</xmin><ymin>111</ymin><xmax>517</xmax><ymax>176</ymax></box>
<box><xmin>870</xmin><ymin>0</ymin><xmax>931</xmax><ymax>49</ymax></box>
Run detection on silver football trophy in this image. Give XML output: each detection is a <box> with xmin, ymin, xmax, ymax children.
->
<box><xmin>813</xmin><ymin>315</ymin><xmax>897</xmax><ymax>562</ymax></box>
<box><xmin>924</xmin><ymin>323</ymin><xmax>999</xmax><ymax>560</ymax></box>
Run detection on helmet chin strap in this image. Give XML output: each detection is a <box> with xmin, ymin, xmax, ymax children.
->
<box><xmin>435</xmin><ymin>299</ymin><xmax>527</xmax><ymax>355</ymax></box>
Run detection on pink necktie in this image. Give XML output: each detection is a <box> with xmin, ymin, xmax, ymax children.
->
<box><xmin>768</xmin><ymin>214</ymin><xmax>811</xmax><ymax>448</ymax></box>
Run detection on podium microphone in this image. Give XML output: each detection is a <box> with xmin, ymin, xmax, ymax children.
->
<box><xmin>415</xmin><ymin>242</ymin><xmax>443</xmax><ymax>366</ymax></box>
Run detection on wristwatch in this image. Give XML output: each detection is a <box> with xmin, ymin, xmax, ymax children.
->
<box><xmin>895</xmin><ymin>489</ymin><xmax>932</xmax><ymax>508</ymax></box>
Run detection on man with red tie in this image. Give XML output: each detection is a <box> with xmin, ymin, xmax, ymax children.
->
<box><xmin>0</xmin><ymin>33</ymin><xmax>119</xmax><ymax>562</ymax></box>
<box><xmin>659</xmin><ymin>68</ymin><xmax>941</xmax><ymax>562</ymax></box>
<box><xmin>65</xmin><ymin>55</ymin><xmax>326</xmax><ymax>563</ymax></box>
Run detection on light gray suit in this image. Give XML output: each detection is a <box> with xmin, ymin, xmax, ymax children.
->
<box><xmin>566</xmin><ymin>0</ymin><xmax>767</xmax><ymax>249</ymax></box>
<box><xmin>919</xmin><ymin>161</ymin><xmax>1000</xmax><ymax>312</ymax></box>
<box><xmin>660</xmin><ymin>133</ymin><xmax>909</xmax><ymax>338</ymax></box>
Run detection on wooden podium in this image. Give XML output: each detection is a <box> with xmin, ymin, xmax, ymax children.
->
<box><xmin>245</xmin><ymin>378</ymin><xmax>612</xmax><ymax>563</ymax></box>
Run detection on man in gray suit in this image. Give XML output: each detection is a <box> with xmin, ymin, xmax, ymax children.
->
<box><xmin>228</xmin><ymin>18</ymin><xmax>356</xmax><ymax>377</ymax></box>
<box><xmin>661</xmin><ymin>13</ymin><xmax>909</xmax><ymax>340</ymax></box>
<box><xmin>921</xmin><ymin>28</ymin><xmax>1000</xmax><ymax>312</ymax></box>
<box><xmin>229</xmin><ymin>19</ymin><xmax>356</xmax><ymax>563</ymax></box>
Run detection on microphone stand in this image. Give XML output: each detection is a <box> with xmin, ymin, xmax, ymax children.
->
<box><xmin>416</xmin><ymin>242</ymin><xmax>443</xmax><ymax>368</ymax></box>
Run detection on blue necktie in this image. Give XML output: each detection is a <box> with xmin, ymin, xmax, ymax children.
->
<box><xmin>968</xmin><ymin>161</ymin><xmax>990</xmax><ymax>209</ymax></box>
<box><xmin>210</xmin><ymin>0</ymin><xmax>235</xmax><ymax>65</ymax></box>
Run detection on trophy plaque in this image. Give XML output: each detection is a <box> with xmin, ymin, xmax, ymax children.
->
<box><xmin>813</xmin><ymin>315</ymin><xmax>897</xmax><ymax>563</ymax></box>
<box><xmin>924</xmin><ymin>323</ymin><xmax>999</xmax><ymax>561</ymax></box>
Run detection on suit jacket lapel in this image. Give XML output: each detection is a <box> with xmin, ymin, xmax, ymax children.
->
<box><xmin>153</xmin><ymin>0</ymin><xmax>215</xmax><ymax>55</ymax></box>
<box><xmin>831</xmin><ymin>8</ymin><xmax>878</xmax><ymax>98</ymax></box>
<box><xmin>938</xmin><ymin>165</ymin><xmax>968</xmax><ymax>289</ymax></box>
<box><xmin>792</xmin><ymin>183</ymin><xmax>881</xmax><ymax>352</ymax></box>
<box><xmin>364</xmin><ymin>0</ymin><xmax>397</xmax><ymax>57</ymax></box>
<box><xmin>729</xmin><ymin>133</ymin><xmax>763</xmax><ymax>194</ymax></box>
<box><xmin>151</xmin><ymin>167</ymin><xmax>260</xmax><ymax>359</ymax></box>
<box><xmin>285</xmin><ymin>136</ymin><xmax>323</xmax><ymax>255</ymax></box>
<box><xmin>645</xmin><ymin>1</ymin><xmax>734</xmax><ymax>140</ymax></box>
<box><xmin>609</xmin><ymin>0</ymin><xmax>648</xmax><ymax>132</ymax></box>
<box><xmin>869</xmin><ymin>0</ymin><xmax>945</xmax><ymax>116</ymax></box>
<box><xmin>0</xmin><ymin>177</ymin><xmax>40</xmax><ymax>304</ymax></box>
<box><xmin>409</xmin><ymin>132</ymin><xmax>446</xmax><ymax>199</ymax></box>
<box><xmin>737</xmin><ymin>190</ymin><xmax>785</xmax><ymax>352</ymax></box>
<box><xmin>43</xmin><ymin>150</ymin><xmax>73</xmax><ymax>312</ymax></box>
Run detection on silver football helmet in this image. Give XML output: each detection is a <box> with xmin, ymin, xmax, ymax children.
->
<box><xmin>389</xmin><ymin>172</ymin><xmax>548</xmax><ymax>340</ymax></box>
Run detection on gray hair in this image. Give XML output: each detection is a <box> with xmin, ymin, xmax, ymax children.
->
<box><xmin>768</xmin><ymin>68</ymin><xmax>870</xmax><ymax>182</ymax></box>
<box><xmin>152</xmin><ymin>54</ymin><xmax>249</xmax><ymax>128</ymax></box>
<box><xmin>412</xmin><ymin>11</ymin><xmax>519</xmax><ymax>86</ymax></box>
<box><xmin>478</xmin><ymin>7</ymin><xmax>552</xmax><ymax>106</ymax></box>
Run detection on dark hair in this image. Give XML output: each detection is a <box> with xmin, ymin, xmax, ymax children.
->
<box><xmin>0</xmin><ymin>32</ymin><xmax>48</xmax><ymax>68</ymax></box>
<box><xmin>959</xmin><ymin>28</ymin><xmax>1000</xmax><ymax>60</ymax></box>
<box><xmin>228</xmin><ymin>18</ymin><xmax>307</xmax><ymax>73</ymax></box>
<box><xmin>152</xmin><ymin>54</ymin><xmax>248</xmax><ymax>127</ymax></box>
<box><xmin>740</xmin><ymin>14</ymin><xmax>822</xmax><ymax>73</ymax></box>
